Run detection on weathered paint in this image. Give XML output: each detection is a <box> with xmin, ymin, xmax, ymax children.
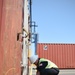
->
<box><xmin>0</xmin><ymin>0</ymin><xmax>23</xmax><ymax>75</ymax></box>
<box><xmin>37</xmin><ymin>43</ymin><xmax>75</xmax><ymax>69</ymax></box>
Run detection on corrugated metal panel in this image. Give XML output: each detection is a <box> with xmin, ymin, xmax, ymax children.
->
<box><xmin>0</xmin><ymin>1</ymin><xmax>3</xmax><ymax>75</ymax></box>
<box><xmin>37</xmin><ymin>43</ymin><xmax>75</xmax><ymax>69</ymax></box>
<box><xmin>0</xmin><ymin>0</ymin><xmax>23</xmax><ymax>75</ymax></box>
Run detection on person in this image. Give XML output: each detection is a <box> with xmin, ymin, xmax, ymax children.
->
<box><xmin>29</xmin><ymin>55</ymin><xmax>59</xmax><ymax>75</ymax></box>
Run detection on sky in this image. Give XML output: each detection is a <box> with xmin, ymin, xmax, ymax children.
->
<box><xmin>32</xmin><ymin>0</ymin><xmax>75</xmax><ymax>44</ymax></box>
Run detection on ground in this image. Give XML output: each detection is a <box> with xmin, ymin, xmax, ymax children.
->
<box><xmin>59</xmin><ymin>69</ymin><xmax>75</xmax><ymax>75</ymax></box>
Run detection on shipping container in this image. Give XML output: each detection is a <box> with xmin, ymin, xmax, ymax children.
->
<box><xmin>0</xmin><ymin>0</ymin><xmax>29</xmax><ymax>75</ymax></box>
<box><xmin>37</xmin><ymin>43</ymin><xmax>75</xmax><ymax>69</ymax></box>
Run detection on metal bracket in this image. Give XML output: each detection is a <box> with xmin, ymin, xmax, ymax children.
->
<box><xmin>17</xmin><ymin>27</ymin><xmax>31</xmax><ymax>41</ymax></box>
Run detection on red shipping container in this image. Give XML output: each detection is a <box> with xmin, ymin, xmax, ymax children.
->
<box><xmin>0</xmin><ymin>0</ymin><xmax>23</xmax><ymax>75</ymax></box>
<box><xmin>37</xmin><ymin>43</ymin><xmax>75</xmax><ymax>69</ymax></box>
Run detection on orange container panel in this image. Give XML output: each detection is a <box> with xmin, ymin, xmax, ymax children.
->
<box><xmin>37</xmin><ymin>43</ymin><xmax>75</xmax><ymax>69</ymax></box>
<box><xmin>0</xmin><ymin>0</ymin><xmax>23</xmax><ymax>75</ymax></box>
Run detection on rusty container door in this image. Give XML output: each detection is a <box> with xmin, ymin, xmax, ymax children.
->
<box><xmin>37</xmin><ymin>43</ymin><xmax>75</xmax><ymax>69</ymax></box>
<box><xmin>0</xmin><ymin>0</ymin><xmax>23</xmax><ymax>75</ymax></box>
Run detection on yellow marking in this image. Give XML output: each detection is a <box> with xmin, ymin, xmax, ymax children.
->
<box><xmin>30</xmin><ymin>64</ymin><xmax>32</xmax><ymax>75</ymax></box>
<box><xmin>5</xmin><ymin>68</ymin><xmax>16</xmax><ymax>75</ymax></box>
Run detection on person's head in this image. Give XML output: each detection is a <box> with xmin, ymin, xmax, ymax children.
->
<box><xmin>29</xmin><ymin>55</ymin><xmax>39</xmax><ymax>65</ymax></box>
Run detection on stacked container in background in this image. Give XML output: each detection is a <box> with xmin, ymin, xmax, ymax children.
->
<box><xmin>37</xmin><ymin>43</ymin><xmax>75</xmax><ymax>69</ymax></box>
